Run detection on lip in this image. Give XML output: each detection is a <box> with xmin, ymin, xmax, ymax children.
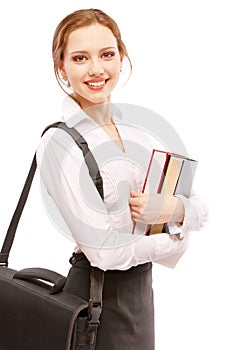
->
<box><xmin>84</xmin><ymin>78</ymin><xmax>109</xmax><ymax>91</ymax></box>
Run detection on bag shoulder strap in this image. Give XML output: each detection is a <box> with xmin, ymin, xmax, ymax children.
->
<box><xmin>0</xmin><ymin>121</ymin><xmax>104</xmax><ymax>267</ymax></box>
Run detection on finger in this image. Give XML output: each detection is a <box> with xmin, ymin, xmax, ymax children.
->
<box><xmin>131</xmin><ymin>210</ymin><xmax>141</xmax><ymax>221</ymax></box>
<box><xmin>130</xmin><ymin>191</ymin><xmax>142</xmax><ymax>198</ymax></box>
<box><xmin>129</xmin><ymin>197</ymin><xmax>141</xmax><ymax>206</ymax></box>
<box><xmin>131</xmin><ymin>214</ymin><xmax>143</xmax><ymax>224</ymax></box>
<box><xmin>130</xmin><ymin>206</ymin><xmax>142</xmax><ymax>215</ymax></box>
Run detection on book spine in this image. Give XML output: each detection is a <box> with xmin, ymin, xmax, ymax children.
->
<box><xmin>149</xmin><ymin>156</ymin><xmax>184</xmax><ymax>235</ymax></box>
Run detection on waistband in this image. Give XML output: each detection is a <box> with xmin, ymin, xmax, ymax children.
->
<box><xmin>69</xmin><ymin>252</ymin><xmax>152</xmax><ymax>275</ymax></box>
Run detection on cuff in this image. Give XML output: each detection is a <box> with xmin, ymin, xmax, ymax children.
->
<box><xmin>169</xmin><ymin>194</ymin><xmax>190</xmax><ymax>238</ymax></box>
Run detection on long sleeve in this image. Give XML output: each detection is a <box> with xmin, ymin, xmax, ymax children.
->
<box><xmin>36</xmin><ymin>126</ymin><xmax>206</xmax><ymax>271</ymax></box>
<box><xmin>177</xmin><ymin>193</ymin><xmax>209</xmax><ymax>235</ymax></box>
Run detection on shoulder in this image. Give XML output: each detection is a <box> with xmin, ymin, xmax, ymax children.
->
<box><xmin>36</xmin><ymin>123</ymin><xmax>84</xmax><ymax>170</ymax></box>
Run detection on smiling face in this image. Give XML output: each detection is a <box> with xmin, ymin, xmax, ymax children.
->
<box><xmin>60</xmin><ymin>24</ymin><xmax>123</xmax><ymax>109</ymax></box>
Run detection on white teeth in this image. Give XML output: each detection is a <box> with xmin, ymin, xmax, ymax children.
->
<box><xmin>87</xmin><ymin>81</ymin><xmax>105</xmax><ymax>87</ymax></box>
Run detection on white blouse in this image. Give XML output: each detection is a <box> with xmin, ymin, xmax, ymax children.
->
<box><xmin>36</xmin><ymin>96</ymin><xmax>208</xmax><ymax>271</ymax></box>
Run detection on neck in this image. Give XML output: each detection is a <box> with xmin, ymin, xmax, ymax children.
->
<box><xmin>85</xmin><ymin>103</ymin><xmax>113</xmax><ymax>125</ymax></box>
<box><xmin>73</xmin><ymin>94</ymin><xmax>113</xmax><ymax>125</ymax></box>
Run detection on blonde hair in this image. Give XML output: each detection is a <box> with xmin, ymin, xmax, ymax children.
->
<box><xmin>52</xmin><ymin>9</ymin><xmax>132</xmax><ymax>93</ymax></box>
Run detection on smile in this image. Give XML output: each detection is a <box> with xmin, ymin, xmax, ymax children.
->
<box><xmin>85</xmin><ymin>78</ymin><xmax>109</xmax><ymax>90</ymax></box>
<box><xmin>87</xmin><ymin>81</ymin><xmax>105</xmax><ymax>87</ymax></box>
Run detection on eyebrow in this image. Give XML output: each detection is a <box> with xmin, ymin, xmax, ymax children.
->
<box><xmin>70</xmin><ymin>46</ymin><xmax>117</xmax><ymax>55</ymax></box>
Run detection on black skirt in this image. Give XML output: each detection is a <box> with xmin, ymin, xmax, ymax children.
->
<box><xmin>64</xmin><ymin>253</ymin><xmax>154</xmax><ymax>350</ymax></box>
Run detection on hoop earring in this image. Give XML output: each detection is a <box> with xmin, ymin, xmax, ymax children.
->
<box><xmin>62</xmin><ymin>76</ymin><xmax>71</xmax><ymax>88</ymax></box>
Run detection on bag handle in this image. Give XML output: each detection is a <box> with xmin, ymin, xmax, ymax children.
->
<box><xmin>0</xmin><ymin>122</ymin><xmax>104</xmax><ymax>267</ymax></box>
<box><xmin>13</xmin><ymin>267</ymin><xmax>67</xmax><ymax>294</ymax></box>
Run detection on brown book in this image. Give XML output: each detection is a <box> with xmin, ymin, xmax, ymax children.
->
<box><xmin>150</xmin><ymin>156</ymin><xmax>184</xmax><ymax>234</ymax></box>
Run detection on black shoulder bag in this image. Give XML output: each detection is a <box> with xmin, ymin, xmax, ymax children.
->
<box><xmin>0</xmin><ymin>122</ymin><xmax>104</xmax><ymax>350</ymax></box>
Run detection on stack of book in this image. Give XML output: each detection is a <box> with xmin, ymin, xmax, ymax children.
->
<box><xmin>132</xmin><ymin>149</ymin><xmax>198</xmax><ymax>235</ymax></box>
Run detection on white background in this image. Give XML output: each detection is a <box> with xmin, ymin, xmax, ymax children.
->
<box><xmin>0</xmin><ymin>1</ymin><xmax>232</xmax><ymax>349</ymax></box>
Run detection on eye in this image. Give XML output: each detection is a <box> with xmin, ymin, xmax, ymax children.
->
<box><xmin>72</xmin><ymin>55</ymin><xmax>87</xmax><ymax>63</ymax></box>
<box><xmin>102</xmin><ymin>51</ymin><xmax>115</xmax><ymax>59</ymax></box>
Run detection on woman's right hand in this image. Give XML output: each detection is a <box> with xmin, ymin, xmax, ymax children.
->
<box><xmin>129</xmin><ymin>191</ymin><xmax>184</xmax><ymax>225</ymax></box>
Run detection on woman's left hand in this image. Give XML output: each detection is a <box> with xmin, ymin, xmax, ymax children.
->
<box><xmin>129</xmin><ymin>191</ymin><xmax>184</xmax><ymax>225</ymax></box>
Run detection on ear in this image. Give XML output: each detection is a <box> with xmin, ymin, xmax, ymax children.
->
<box><xmin>58</xmin><ymin>63</ymin><xmax>67</xmax><ymax>80</ymax></box>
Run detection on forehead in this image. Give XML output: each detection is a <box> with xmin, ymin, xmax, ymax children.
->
<box><xmin>66</xmin><ymin>24</ymin><xmax>118</xmax><ymax>53</ymax></box>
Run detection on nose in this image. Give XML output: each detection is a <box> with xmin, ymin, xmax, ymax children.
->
<box><xmin>88</xmin><ymin>58</ymin><xmax>104</xmax><ymax>77</ymax></box>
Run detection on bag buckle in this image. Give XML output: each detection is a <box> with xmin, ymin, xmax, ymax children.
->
<box><xmin>0</xmin><ymin>253</ymin><xmax>8</xmax><ymax>267</ymax></box>
<box><xmin>88</xmin><ymin>300</ymin><xmax>102</xmax><ymax>326</ymax></box>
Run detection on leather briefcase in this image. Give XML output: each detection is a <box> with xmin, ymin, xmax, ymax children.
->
<box><xmin>0</xmin><ymin>122</ymin><xmax>104</xmax><ymax>350</ymax></box>
<box><xmin>0</xmin><ymin>266</ymin><xmax>89</xmax><ymax>349</ymax></box>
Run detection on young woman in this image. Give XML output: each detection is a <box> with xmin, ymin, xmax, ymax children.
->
<box><xmin>37</xmin><ymin>9</ymin><xmax>208</xmax><ymax>349</ymax></box>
